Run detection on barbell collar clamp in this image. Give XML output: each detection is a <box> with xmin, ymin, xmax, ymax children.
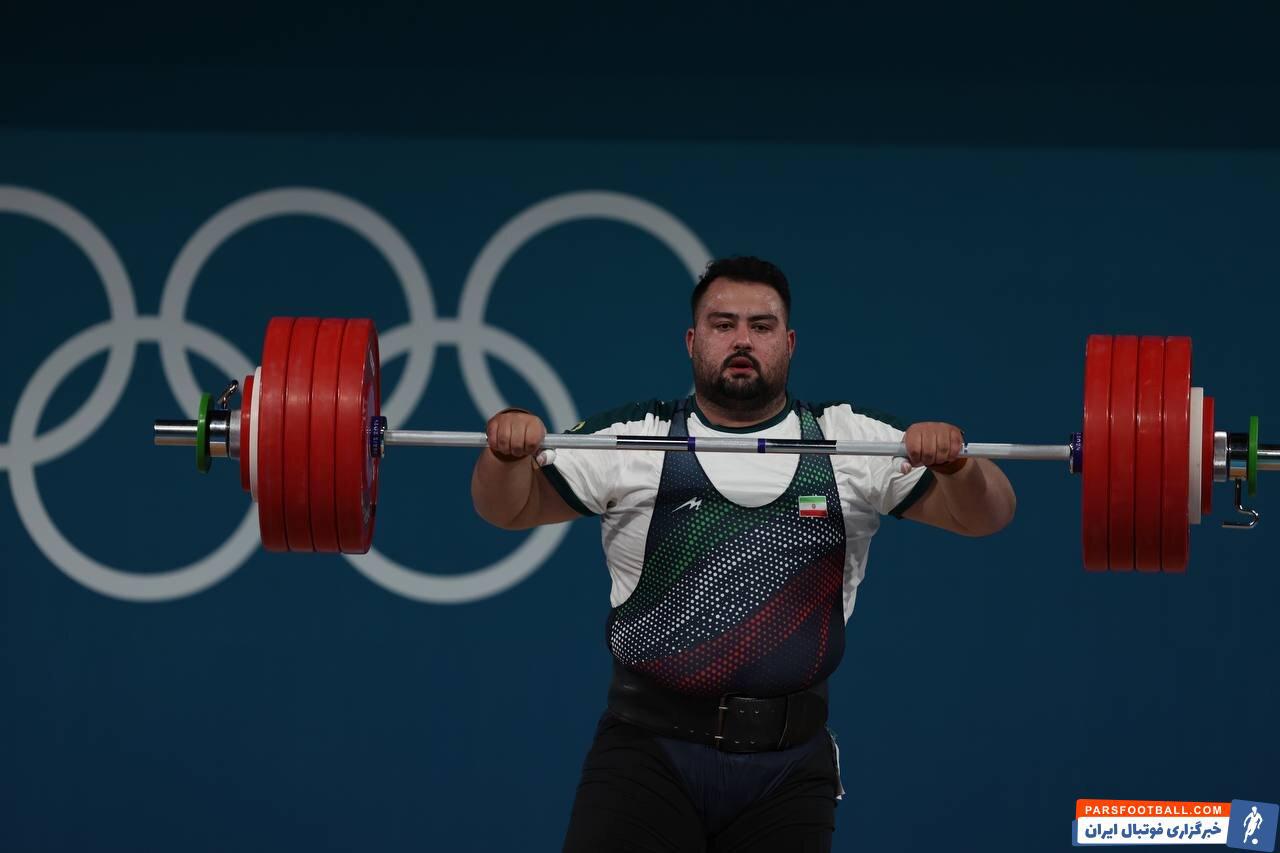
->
<box><xmin>216</xmin><ymin>380</ymin><xmax>239</xmax><ymax>411</ymax></box>
<box><xmin>153</xmin><ymin>412</ymin><xmax>234</xmax><ymax>459</ymax></box>
<box><xmin>1224</xmin><ymin>479</ymin><xmax>1260</xmax><ymax>530</ymax></box>
<box><xmin>1222</xmin><ymin>434</ymin><xmax>1280</xmax><ymax>480</ymax></box>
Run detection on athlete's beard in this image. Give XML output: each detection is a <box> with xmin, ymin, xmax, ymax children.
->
<box><xmin>692</xmin><ymin>348</ymin><xmax>789</xmax><ymax>419</ymax></box>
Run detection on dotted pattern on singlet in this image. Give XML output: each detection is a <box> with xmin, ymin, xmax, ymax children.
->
<box><xmin>606</xmin><ymin>400</ymin><xmax>847</xmax><ymax>697</ymax></box>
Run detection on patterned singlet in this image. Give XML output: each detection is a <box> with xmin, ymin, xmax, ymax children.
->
<box><xmin>606</xmin><ymin>398</ymin><xmax>847</xmax><ymax>698</ymax></box>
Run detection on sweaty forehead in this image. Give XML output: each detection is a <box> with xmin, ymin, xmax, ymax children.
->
<box><xmin>697</xmin><ymin>278</ymin><xmax>785</xmax><ymax>318</ymax></box>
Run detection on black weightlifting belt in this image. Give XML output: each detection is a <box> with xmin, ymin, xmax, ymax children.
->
<box><xmin>606</xmin><ymin>664</ymin><xmax>828</xmax><ymax>753</ymax></box>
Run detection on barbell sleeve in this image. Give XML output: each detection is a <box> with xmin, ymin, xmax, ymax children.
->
<box><xmin>154</xmin><ymin>420</ymin><xmax>199</xmax><ymax>446</ymax></box>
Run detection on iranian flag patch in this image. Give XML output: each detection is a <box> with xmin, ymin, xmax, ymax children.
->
<box><xmin>798</xmin><ymin>495</ymin><xmax>828</xmax><ymax>517</ymax></box>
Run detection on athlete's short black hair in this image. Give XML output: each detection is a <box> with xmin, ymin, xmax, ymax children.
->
<box><xmin>690</xmin><ymin>256</ymin><xmax>792</xmax><ymax>325</ymax></box>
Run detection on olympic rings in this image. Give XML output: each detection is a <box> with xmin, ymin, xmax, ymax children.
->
<box><xmin>0</xmin><ymin>187</ymin><xmax>138</xmax><ymax>468</ymax></box>
<box><xmin>1</xmin><ymin>185</ymin><xmax>713</xmax><ymax>603</ymax></box>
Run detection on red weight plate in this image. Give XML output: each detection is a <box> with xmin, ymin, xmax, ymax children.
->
<box><xmin>257</xmin><ymin>317</ymin><xmax>295</xmax><ymax>552</ymax></box>
<box><xmin>239</xmin><ymin>373</ymin><xmax>254</xmax><ymax>493</ymax></box>
<box><xmin>1081</xmin><ymin>335</ymin><xmax>1113</xmax><ymax>571</ymax></box>
<box><xmin>1107</xmin><ymin>336</ymin><xmax>1139</xmax><ymax>571</ymax></box>
<box><xmin>1202</xmin><ymin>396</ymin><xmax>1214</xmax><ymax>517</ymax></box>
<box><xmin>335</xmin><ymin>319</ymin><xmax>381</xmax><ymax>554</ymax></box>
<box><xmin>1133</xmin><ymin>336</ymin><xmax>1165</xmax><ymax>572</ymax></box>
<box><xmin>283</xmin><ymin>317</ymin><xmax>320</xmax><ymax>552</ymax></box>
<box><xmin>308</xmin><ymin>318</ymin><xmax>346</xmax><ymax>553</ymax></box>
<box><xmin>1161</xmin><ymin>337</ymin><xmax>1192</xmax><ymax>572</ymax></box>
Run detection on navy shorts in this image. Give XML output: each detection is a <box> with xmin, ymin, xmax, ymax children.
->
<box><xmin>563</xmin><ymin>710</ymin><xmax>843</xmax><ymax>852</ymax></box>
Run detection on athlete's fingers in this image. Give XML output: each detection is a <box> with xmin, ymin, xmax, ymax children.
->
<box><xmin>523</xmin><ymin>419</ymin><xmax>546</xmax><ymax>456</ymax></box>
<box><xmin>495</xmin><ymin>418</ymin><xmax>514</xmax><ymax>457</ymax></box>
<box><xmin>517</xmin><ymin>421</ymin><xmax>537</xmax><ymax>457</ymax></box>
<box><xmin>921</xmin><ymin>429</ymin><xmax>939</xmax><ymax>467</ymax></box>
<box><xmin>905</xmin><ymin>426</ymin><xmax>922</xmax><ymax>467</ymax></box>
<box><xmin>485</xmin><ymin>418</ymin><xmax>503</xmax><ymax>455</ymax></box>
<box><xmin>512</xmin><ymin>421</ymin><xmax>527</xmax><ymax>457</ymax></box>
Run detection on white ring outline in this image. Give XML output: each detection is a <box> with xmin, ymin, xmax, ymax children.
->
<box><xmin>345</xmin><ymin>320</ymin><xmax>575</xmax><ymax>604</ymax></box>
<box><xmin>159</xmin><ymin>188</ymin><xmax>439</xmax><ymax>429</ymax></box>
<box><xmin>347</xmin><ymin>192</ymin><xmax>711</xmax><ymax>603</ymax></box>
<box><xmin>3</xmin><ymin>185</ymin><xmax>713</xmax><ymax>604</ymax></box>
<box><xmin>457</xmin><ymin>191</ymin><xmax>711</xmax><ymax>419</ymax></box>
<box><xmin>0</xmin><ymin>187</ymin><xmax>138</xmax><ymax>468</ymax></box>
<box><xmin>8</xmin><ymin>317</ymin><xmax>259</xmax><ymax>601</ymax></box>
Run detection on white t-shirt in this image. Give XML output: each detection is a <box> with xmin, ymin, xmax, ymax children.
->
<box><xmin>539</xmin><ymin>396</ymin><xmax>931</xmax><ymax>622</ymax></box>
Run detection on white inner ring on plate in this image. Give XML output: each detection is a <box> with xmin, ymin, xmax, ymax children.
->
<box><xmin>1188</xmin><ymin>386</ymin><xmax>1203</xmax><ymax>526</ymax></box>
<box><xmin>250</xmin><ymin>365</ymin><xmax>263</xmax><ymax>504</ymax></box>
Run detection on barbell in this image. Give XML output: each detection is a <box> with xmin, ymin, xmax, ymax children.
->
<box><xmin>153</xmin><ymin>317</ymin><xmax>1274</xmax><ymax>569</ymax></box>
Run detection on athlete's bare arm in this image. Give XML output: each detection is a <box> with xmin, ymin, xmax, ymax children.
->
<box><xmin>471</xmin><ymin>410</ymin><xmax>579</xmax><ymax>529</ymax></box>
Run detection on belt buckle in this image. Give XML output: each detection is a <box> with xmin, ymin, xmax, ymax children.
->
<box><xmin>715</xmin><ymin>692</ymin><xmax>795</xmax><ymax>751</ymax></box>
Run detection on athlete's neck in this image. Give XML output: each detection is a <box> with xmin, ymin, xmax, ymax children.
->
<box><xmin>693</xmin><ymin>392</ymin><xmax>789</xmax><ymax>429</ymax></box>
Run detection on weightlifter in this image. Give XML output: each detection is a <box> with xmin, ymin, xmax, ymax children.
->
<box><xmin>471</xmin><ymin>256</ymin><xmax>1017</xmax><ymax>852</ymax></box>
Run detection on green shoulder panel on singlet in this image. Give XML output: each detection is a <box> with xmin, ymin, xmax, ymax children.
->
<box><xmin>562</xmin><ymin>398</ymin><xmax>680</xmax><ymax>435</ymax></box>
<box><xmin>807</xmin><ymin>399</ymin><xmax>935</xmax><ymax>519</ymax></box>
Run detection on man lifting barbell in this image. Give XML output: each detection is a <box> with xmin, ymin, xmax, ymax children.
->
<box><xmin>469</xmin><ymin>256</ymin><xmax>1016</xmax><ymax>851</ymax></box>
<box><xmin>153</xmin><ymin>254</ymin><xmax>1274</xmax><ymax>851</ymax></box>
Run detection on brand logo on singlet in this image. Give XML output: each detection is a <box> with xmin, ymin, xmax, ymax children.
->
<box><xmin>672</xmin><ymin>497</ymin><xmax>704</xmax><ymax>513</ymax></box>
<box><xmin>798</xmin><ymin>496</ymin><xmax>828</xmax><ymax>517</ymax></box>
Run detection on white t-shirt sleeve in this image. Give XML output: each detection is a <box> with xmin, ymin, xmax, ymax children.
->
<box><xmin>538</xmin><ymin>438</ymin><xmax>619</xmax><ymax>517</ymax></box>
<box><xmin>536</xmin><ymin>405</ymin><xmax>664</xmax><ymax>516</ymax></box>
<box><xmin>877</xmin><ymin>451</ymin><xmax>933</xmax><ymax>518</ymax></box>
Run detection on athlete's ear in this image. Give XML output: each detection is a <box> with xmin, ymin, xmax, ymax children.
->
<box><xmin>685</xmin><ymin>327</ymin><xmax>694</xmax><ymax>358</ymax></box>
<box><xmin>787</xmin><ymin>328</ymin><xmax>796</xmax><ymax>356</ymax></box>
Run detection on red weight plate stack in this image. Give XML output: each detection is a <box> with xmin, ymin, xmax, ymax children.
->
<box><xmin>1202</xmin><ymin>396</ymin><xmax>1215</xmax><ymax>517</ymax></box>
<box><xmin>1081</xmin><ymin>335</ymin><xmax>1113</xmax><ymax>571</ymax></box>
<box><xmin>1133</xmin><ymin>337</ymin><xmax>1165</xmax><ymax>572</ymax></box>
<box><xmin>257</xmin><ymin>317</ymin><xmax>295</xmax><ymax>552</ymax></box>
<box><xmin>1161</xmin><ymin>337</ymin><xmax>1192</xmax><ymax>571</ymax></box>
<box><xmin>308</xmin><ymin>318</ymin><xmax>346</xmax><ymax>553</ymax></box>
<box><xmin>239</xmin><ymin>373</ymin><xmax>254</xmax><ymax>493</ymax></box>
<box><xmin>334</xmin><ymin>319</ymin><xmax>381</xmax><ymax>554</ymax></box>
<box><xmin>1107</xmin><ymin>336</ymin><xmax>1139</xmax><ymax>571</ymax></box>
<box><xmin>283</xmin><ymin>318</ymin><xmax>321</xmax><ymax>552</ymax></box>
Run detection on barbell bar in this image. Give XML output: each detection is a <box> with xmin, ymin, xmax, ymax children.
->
<box><xmin>152</xmin><ymin>318</ymin><xmax>1276</xmax><ymax>568</ymax></box>
<box><xmin>381</xmin><ymin>430</ymin><xmax>1073</xmax><ymax>459</ymax></box>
